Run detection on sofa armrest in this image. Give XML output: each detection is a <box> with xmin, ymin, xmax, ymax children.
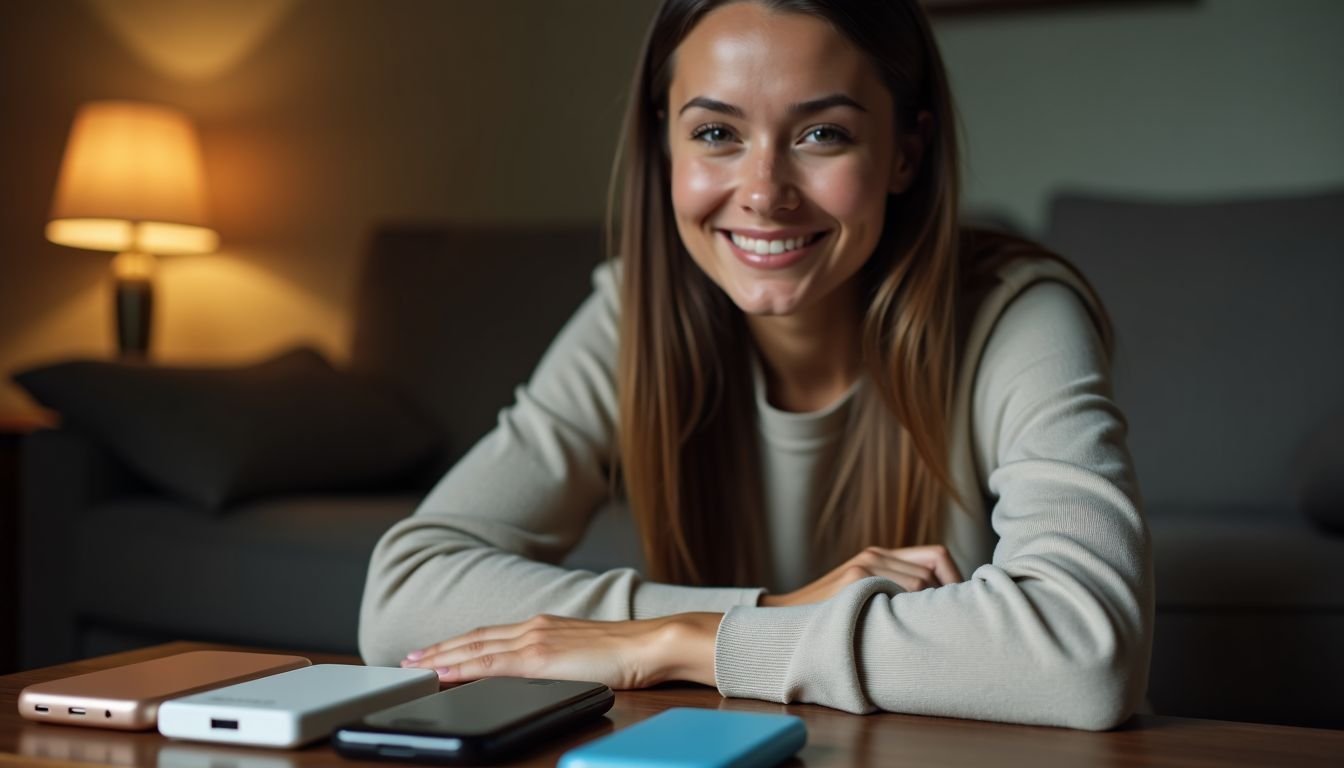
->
<box><xmin>19</xmin><ymin>428</ymin><xmax>148</xmax><ymax>669</ymax></box>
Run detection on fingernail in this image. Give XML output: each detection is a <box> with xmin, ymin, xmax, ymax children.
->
<box><xmin>435</xmin><ymin>667</ymin><xmax>452</xmax><ymax>678</ymax></box>
<box><xmin>406</xmin><ymin>650</ymin><xmax>423</xmax><ymax>661</ymax></box>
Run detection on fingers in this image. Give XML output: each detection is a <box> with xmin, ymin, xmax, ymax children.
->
<box><xmin>402</xmin><ymin>617</ymin><xmax>639</xmax><ymax>686</ymax></box>
<box><xmin>845</xmin><ymin>545</ymin><xmax>964</xmax><ymax>593</ymax></box>
<box><xmin>403</xmin><ymin>614</ymin><xmax>566</xmax><ymax>665</ymax></box>
<box><xmin>890</xmin><ymin>544</ymin><xmax>965</xmax><ymax>585</ymax></box>
<box><xmin>422</xmin><ymin>639</ymin><xmax>554</xmax><ymax>684</ymax></box>
<box><xmin>412</xmin><ymin>633</ymin><xmax>541</xmax><ymax>681</ymax></box>
<box><xmin>404</xmin><ymin>624</ymin><xmax>519</xmax><ymax>664</ymax></box>
<box><xmin>439</xmin><ymin>650</ymin><xmax>522</xmax><ymax>683</ymax></box>
<box><xmin>834</xmin><ymin>554</ymin><xmax>927</xmax><ymax>593</ymax></box>
<box><xmin>855</xmin><ymin>547</ymin><xmax>938</xmax><ymax>590</ymax></box>
<box><xmin>406</xmin><ymin>622</ymin><xmax>578</xmax><ymax>682</ymax></box>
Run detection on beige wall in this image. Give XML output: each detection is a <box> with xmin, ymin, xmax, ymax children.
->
<box><xmin>0</xmin><ymin>0</ymin><xmax>656</xmax><ymax>417</ymax></box>
<box><xmin>3</xmin><ymin>0</ymin><xmax>1341</xmax><ymax>419</ymax></box>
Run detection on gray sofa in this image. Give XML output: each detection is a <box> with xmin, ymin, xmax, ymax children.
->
<box><xmin>18</xmin><ymin>227</ymin><xmax>627</xmax><ymax>664</ymax></box>
<box><xmin>20</xmin><ymin>190</ymin><xmax>1344</xmax><ymax>729</ymax></box>
<box><xmin>1042</xmin><ymin>189</ymin><xmax>1344</xmax><ymax>730</ymax></box>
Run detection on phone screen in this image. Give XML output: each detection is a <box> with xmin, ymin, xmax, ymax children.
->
<box><xmin>359</xmin><ymin>677</ymin><xmax>610</xmax><ymax>737</ymax></box>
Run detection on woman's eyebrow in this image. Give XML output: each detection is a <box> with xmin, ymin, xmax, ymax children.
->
<box><xmin>678</xmin><ymin>96</ymin><xmax>745</xmax><ymax>117</ymax></box>
<box><xmin>677</xmin><ymin>93</ymin><xmax>867</xmax><ymax>117</ymax></box>
<box><xmin>790</xmin><ymin>94</ymin><xmax>867</xmax><ymax>115</ymax></box>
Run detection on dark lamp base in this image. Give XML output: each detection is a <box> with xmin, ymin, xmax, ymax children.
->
<box><xmin>115</xmin><ymin>278</ymin><xmax>153</xmax><ymax>359</ymax></box>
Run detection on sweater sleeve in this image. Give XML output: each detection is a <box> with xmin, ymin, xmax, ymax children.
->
<box><xmin>712</xmin><ymin>281</ymin><xmax>1154</xmax><ymax>730</ymax></box>
<box><xmin>359</xmin><ymin>263</ymin><xmax>762</xmax><ymax>667</ymax></box>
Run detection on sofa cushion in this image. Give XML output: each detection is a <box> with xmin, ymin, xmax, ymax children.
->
<box><xmin>1043</xmin><ymin>190</ymin><xmax>1344</xmax><ymax>522</ymax></box>
<box><xmin>1150</xmin><ymin>509</ymin><xmax>1344</xmax><ymax>609</ymax></box>
<box><xmin>71</xmin><ymin>494</ymin><xmax>421</xmax><ymax>652</ymax></box>
<box><xmin>1296</xmin><ymin>408</ymin><xmax>1344</xmax><ymax>534</ymax></box>
<box><xmin>14</xmin><ymin>347</ymin><xmax>441</xmax><ymax>510</ymax></box>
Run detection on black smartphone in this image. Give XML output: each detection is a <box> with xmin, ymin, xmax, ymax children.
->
<box><xmin>331</xmin><ymin>676</ymin><xmax>614</xmax><ymax>764</ymax></box>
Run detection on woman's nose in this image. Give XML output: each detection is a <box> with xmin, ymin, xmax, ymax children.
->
<box><xmin>736</xmin><ymin>145</ymin><xmax>799</xmax><ymax>217</ymax></box>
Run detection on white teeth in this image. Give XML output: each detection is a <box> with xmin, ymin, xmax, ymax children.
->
<box><xmin>729</xmin><ymin>232</ymin><xmax>816</xmax><ymax>254</ymax></box>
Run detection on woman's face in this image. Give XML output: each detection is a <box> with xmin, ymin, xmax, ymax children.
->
<box><xmin>666</xmin><ymin>2</ymin><xmax>916</xmax><ymax>317</ymax></box>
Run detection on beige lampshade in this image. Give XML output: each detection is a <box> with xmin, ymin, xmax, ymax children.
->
<box><xmin>46</xmin><ymin>100</ymin><xmax>219</xmax><ymax>256</ymax></box>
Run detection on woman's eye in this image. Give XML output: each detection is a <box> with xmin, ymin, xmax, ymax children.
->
<box><xmin>801</xmin><ymin>125</ymin><xmax>852</xmax><ymax>145</ymax></box>
<box><xmin>690</xmin><ymin>124</ymin><xmax>736</xmax><ymax>145</ymax></box>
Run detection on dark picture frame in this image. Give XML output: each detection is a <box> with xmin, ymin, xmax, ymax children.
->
<box><xmin>923</xmin><ymin>0</ymin><xmax>1194</xmax><ymax>16</ymax></box>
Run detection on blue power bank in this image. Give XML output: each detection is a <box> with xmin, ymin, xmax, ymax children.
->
<box><xmin>558</xmin><ymin>707</ymin><xmax>806</xmax><ymax>768</ymax></box>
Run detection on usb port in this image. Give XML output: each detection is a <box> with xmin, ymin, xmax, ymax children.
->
<box><xmin>69</xmin><ymin>707</ymin><xmax>86</xmax><ymax>715</ymax></box>
<box><xmin>34</xmin><ymin>705</ymin><xmax>49</xmax><ymax>713</ymax></box>
<box><xmin>211</xmin><ymin>718</ymin><xmax>239</xmax><ymax>730</ymax></box>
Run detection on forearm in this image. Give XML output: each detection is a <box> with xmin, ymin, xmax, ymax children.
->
<box><xmin>360</xmin><ymin>540</ymin><xmax>626</xmax><ymax>665</ymax></box>
<box><xmin>358</xmin><ymin>509</ymin><xmax>760</xmax><ymax>666</ymax></box>
<box><xmin>650</xmin><ymin>612</ymin><xmax>723</xmax><ymax>687</ymax></box>
<box><xmin>359</xmin><ymin>538</ymin><xmax>757</xmax><ymax>666</ymax></box>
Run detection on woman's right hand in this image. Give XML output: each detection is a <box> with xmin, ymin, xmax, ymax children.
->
<box><xmin>759</xmin><ymin>545</ymin><xmax>965</xmax><ymax>607</ymax></box>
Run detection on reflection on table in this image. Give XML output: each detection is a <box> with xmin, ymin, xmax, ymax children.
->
<box><xmin>20</xmin><ymin>725</ymin><xmax>158</xmax><ymax>766</ymax></box>
<box><xmin>19</xmin><ymin>724</ymin><xmax>303</xmax><ymax>768</ymax></box>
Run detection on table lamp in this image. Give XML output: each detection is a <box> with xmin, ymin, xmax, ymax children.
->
<box><xmin>45</xmin><ymin>100</ymin><xmax>219</xmax><ymax>358</ymax></box>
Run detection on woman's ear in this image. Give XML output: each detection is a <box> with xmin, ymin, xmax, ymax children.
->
<box><xmin>889</xmin><ymin>110</ymin><xmax>933</xmax><ymax>195</ymax></box>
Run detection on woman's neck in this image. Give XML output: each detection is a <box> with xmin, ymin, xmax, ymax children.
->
<box><xmin>746</xmin><ymin>281</ymin><xmax>863</xmax><ymax>414</ymax></box>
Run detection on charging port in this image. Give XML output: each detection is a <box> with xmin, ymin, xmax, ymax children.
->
<box><xmin>211</xmin><ymin>719</ymin><xmax>239</xmax><ymax>730</ymax></box>
<box><xmin>34</xmin><ymin>705</ymin><xmax>48</xmax><ymax>713</ymax></box>
<box><xmin>69</xmin><ymin>707</ymin><xmax>86</xmax><ymax>716</ymax></box>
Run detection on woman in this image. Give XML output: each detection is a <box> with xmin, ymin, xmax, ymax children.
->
<box><xmin>359</xmin><ymin>0</ymin><xmax>1152</xmax><ymax>731</ymax></box>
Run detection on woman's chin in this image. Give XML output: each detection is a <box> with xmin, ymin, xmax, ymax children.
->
<box><xmin>725</xmin><ymin>282</ymin><xmax>808</xmax><ymax>317</ymax></box>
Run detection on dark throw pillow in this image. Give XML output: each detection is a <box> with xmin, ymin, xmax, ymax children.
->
<box><xmin>14</xmin><ymin>347</ymin><xmax>442</xmax><ymax>510</ymax></box>
<box><xmin>1296</xmin><ymin>408</ymin><xmax>1344</xmax><ymax>535</ymax></box>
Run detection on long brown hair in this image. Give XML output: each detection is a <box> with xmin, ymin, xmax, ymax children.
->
<box><xmin>610</xmin><ymin>0</ymin><xmax>1108</xmax><ymax>587</ymax></box>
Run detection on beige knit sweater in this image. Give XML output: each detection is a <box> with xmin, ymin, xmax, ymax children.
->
<box><xmin>358</xmin><ymin>257</ymin><xmax>1153</xmax><ymax>731</ymax></box>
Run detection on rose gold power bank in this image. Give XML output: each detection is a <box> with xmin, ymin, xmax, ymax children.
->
<box><xmin>18</xmin><ymin>650</ymin><xmax>311</xmax><ymax>730</ymax></box>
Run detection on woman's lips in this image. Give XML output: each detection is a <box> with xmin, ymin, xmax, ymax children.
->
<box><xmin>721</xmin><ymin>230</ymin><xmax>828</xmax><ymax>270</ymax></box>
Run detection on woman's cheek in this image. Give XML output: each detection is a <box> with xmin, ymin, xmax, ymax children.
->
<box><xmin>671</xmin><ymin>156</ymin><xmax>730</xmax><ymax>224</ymax></box>
<box><xmin>805</xmin><ymin>155</ymin><xmax>884</xmax><ymax>222</ymax></box>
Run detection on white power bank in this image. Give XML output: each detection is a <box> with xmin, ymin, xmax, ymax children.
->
<box><xmin>156</xmin><ymin>664</ymin><xmax>438</xmax><ymax>748</ymax></box>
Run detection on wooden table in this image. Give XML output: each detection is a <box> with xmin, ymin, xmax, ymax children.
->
<box><xmin>2</xmin><ymin>642</ymin><xmax>1340</xmax><ymax>767</ymax></box>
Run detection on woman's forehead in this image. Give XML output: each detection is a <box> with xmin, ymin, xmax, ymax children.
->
<box><xmin>668</xmin><ymin>3</ymin><xmax>886</xmax><ymax>117</ymax></box>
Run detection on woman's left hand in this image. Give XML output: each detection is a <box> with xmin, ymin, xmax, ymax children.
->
<box><xmin>399</xmin><ymin>613</ymin><xmax>723</xmax><ymax>689</ymax></box>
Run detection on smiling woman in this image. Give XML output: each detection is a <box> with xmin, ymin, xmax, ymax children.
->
<box><xmin>667</xmin><ymin>9</ymin><xmax>910</xmax><ymax>321</ymax></box>
<box><xmin>358</xmin><ymin>0</ymin><xmax>1153</xmax><ymax>732</ymax></box>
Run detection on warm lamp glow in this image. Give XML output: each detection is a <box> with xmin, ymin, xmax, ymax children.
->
<box><xmin>45</xmin><ymin>219</ymin><xmax>219</xmax><ymax>255</ymax></box>
<box><xmin>47</xmin><ymin>100</ymin><xmax>218</xmax><ymax>255</ymax></box>
<box><xmin>88</xmin><ymin>0</ymin><xmax>297</xmax><ymax>82</ymax></box>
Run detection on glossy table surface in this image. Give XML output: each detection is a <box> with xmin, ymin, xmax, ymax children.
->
<box><xmin>1</xmin><ymin>642</ymin><xmax>1341</xmax><ymax>767</ymax></box>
